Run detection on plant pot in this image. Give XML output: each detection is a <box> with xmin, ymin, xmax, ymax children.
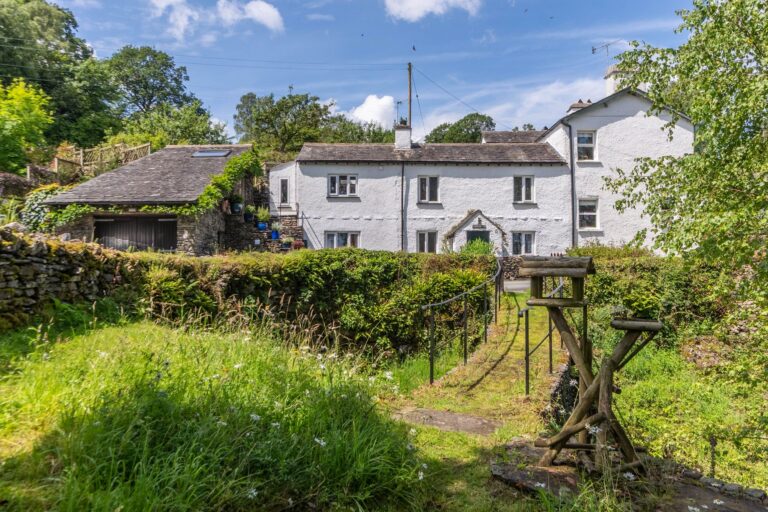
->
<box><xmin>244</xmin><ymin>213</ymin><xmax>254</xmax><ymax>222</ymax></box>
<box><xmin>231</xmin><ymin>203</ymin><xmax>243</xmax><ymax>214</ymax></box>
<box><xmin>257</xmin><ymin>221</ymin><xmax>268</xmax><ymax>231</ymax></box>
<box><xmin>292</xmin><ymin>240</ymin><xmax>305</xmax><ymax>250</ymax></box>
<box><xmin>281</xmin><ymin>242</ymin><xmax>292</xmax><ymax>249</ymax></box>
<box><xmin>271</xmin><ymin>230</ymin><xmax>279</xmax><ymax>240</ymax></box>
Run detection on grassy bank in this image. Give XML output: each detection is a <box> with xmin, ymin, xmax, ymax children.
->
<box><xmin>0</xmin><ymin>318</ymin><xmax>427</xmax><ymax>511</ymax></box>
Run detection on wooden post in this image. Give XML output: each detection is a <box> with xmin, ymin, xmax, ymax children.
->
<box><xmin>596</xmin><ymin>360</ymin><xmax>613</xmax><ymax>469</ymax></box>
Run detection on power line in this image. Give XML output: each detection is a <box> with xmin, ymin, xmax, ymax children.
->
<box><xmin>411</xmin><ymin>72</ymin><xmax>427</xmax><ymax>141</ymax></box>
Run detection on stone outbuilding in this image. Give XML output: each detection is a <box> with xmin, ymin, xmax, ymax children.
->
<box><xmin>43</xmin><ymin>145</ymin><xmax>256</xmax><ymax>255</ymax></box>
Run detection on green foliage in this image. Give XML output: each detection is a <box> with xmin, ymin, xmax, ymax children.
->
<box><xmin>256</xmin><ymin>205</ymin><xmax>270</xmax><ymax>222</ymax></box>
<box><xmin>234</xmin><ymin>90</ymin><xmax>331</xmax><ymax>154</ymax></box>
<box><xmin>0</xmin><ymin>321</ymin><xmax>427</xmax><ymax>510</ymax></box>
<box><xmin>106</xmin><ymin>45</ymin><xmax>195</xmax><ymax>115</ymax></box>
<box><xmin>20</xmin><ymin>184</ymin><xmax>63</xmax><ymax>231</ymax></box>
<box><xmin>107</xmin><ymin>100</ymin><xmax>229</xmax><ymax>151</ymax></box>
<box><xmin>425</xmin><ymin>113</ymin><xmax>495</xmax><ymax>143</ymax></box>
<box><xmin>609</xmin><ymin>0</ymin><xmax>768</xmax><ymax>296</ymax></box>
<box><xmin>320</xmin><ymin>115</ymin><xmax>395</xmax><ymax>143</ymax></box>
<box><xmin>0</xmin><ymin>197</ymin><xmax>20</xmax><ymax>224</ymax></box>
<box><xmin>0</xmin><ymin>79</ymin><xmax>53</xmax><ymax>173</ymax></box>
<box><xmin>459</xmin><ymin>238</ymin><xmax>495</xmax><ymax>256</ymax></box>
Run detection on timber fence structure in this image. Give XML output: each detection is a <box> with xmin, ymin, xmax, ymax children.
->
<box><xmin>420</xmin><ymin>258</ymin><xmax>504</xmax><ymax>384</ymax></box>
<box><xmin>51</xmin><ymin>143</ymin><xmax>151</xmax><ymax>183</ymax></box>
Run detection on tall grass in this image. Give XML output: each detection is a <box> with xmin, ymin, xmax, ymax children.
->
<box><xmin>0</xmin><ymin>320</ymin><xmax>427</xmax><ymax>511</ymax></box>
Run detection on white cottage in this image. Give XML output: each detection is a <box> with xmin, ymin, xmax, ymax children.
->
<box><xmin>269</xmin><ymin>68</ymin><xmax>694</xmax><ymax>256</ymax></box>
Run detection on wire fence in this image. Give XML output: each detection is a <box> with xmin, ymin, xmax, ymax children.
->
<box><xmin>420</xmin><ymin>258</ymin><xmax>504</xmax><ymax>384</ymax></box>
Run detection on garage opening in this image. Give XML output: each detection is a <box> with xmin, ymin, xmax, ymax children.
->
<box><xmin>94</xmin><ymin>216</ymin><xmax>177</xmax><ymax>251</ymax></box>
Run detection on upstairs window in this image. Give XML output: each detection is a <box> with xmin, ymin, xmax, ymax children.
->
<box><xmin>577</xmin><ymin>131</ymin><xmax>596</xmax><ymax>161</ymax></box>
<box><xmin>325</xmin><ymin>231</ymin><xmax>359</xmax><ymax>248</ymax></box>
<box><xmin>418</xmin><ymin>176</ymin><xmax>439</xmax><ymax>203</ymax></box>
<box><xmin>417</xmin><ymin>231</ymin><xmax>438</xmax><ymax>253</ymax></box>
<box><xmin>328</xmin><ymin>174</ymin><xmax>357</xmax><ymax>197</ymax></box>
<box><xmin>511</xmin><ymin>232</ymin><xmax>535</xmax><ymax>255</ymax></box>
<box><xmin>279</xmin><ymin>178</ymin><xmax>289</xmax><ymax>204</ymax></box>
<box><xmin>578</xmin><ymin>199</ymin><xmax>599</xmax><ymax>229</ymax></box>
<box><xmin>513</xmin><ymin>176</ymin><xmax>534</xmax><ymax>203</ymax></box>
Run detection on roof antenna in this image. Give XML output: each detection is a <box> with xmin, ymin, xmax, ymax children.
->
<box><xmin>592</xmin><ymin>39</ymin><xmax>623</xmax><ymax>56</ymax></box>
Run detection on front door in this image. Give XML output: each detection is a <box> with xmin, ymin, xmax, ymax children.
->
<box><xmin>466</xmin><ymin>230</ymin><xmax>490</xmax><ymax>244</ymax></box>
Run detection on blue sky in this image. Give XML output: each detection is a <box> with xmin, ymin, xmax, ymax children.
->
<box><xmin>56</xmin><ymin>0</ymin><xmax>691</xmax><ymax>140</ymax></box>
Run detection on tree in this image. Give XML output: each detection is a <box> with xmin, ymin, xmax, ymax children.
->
<box><xmin>607</xmin><ymin>0</ymin><xmax>768</xmax><ymax>284</ymax></box>
<box><xmin>107</xmin><ymin>101</ymin><xmax>228</xmax><ymax>150</ymax></box>
<box><xmin>425</xmin><ymin>113</ymin><xmax>495</xmax><ymax>143</ymax></box>
<box><xmin>0</xmin><ymin>79</ymin><xmax>53</xmax><ymax>174</ymax></box>
<box><xmin>320</xmin><ymin>115</ymin><xmax>394</xmax><ymax>143</ymax></box>
<box><xmin>234</xmin><ymin>91</ymin><xmax>331</xmax><ymax>154</ymax></box>
<box><xmin>107</xmin><ymin>46</ymin><xmax>196</xmax><ymax>115</ymax></box>
<box><xmin>0</xmin><ymin>0</ymin><xmax>120</xmax><ymax>146</ymax></box>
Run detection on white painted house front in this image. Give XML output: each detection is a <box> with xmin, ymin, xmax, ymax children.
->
<box><xmin>269</xmin><ymin>69</ymin><xmax>694</xmax><ymax>257</ymax></box>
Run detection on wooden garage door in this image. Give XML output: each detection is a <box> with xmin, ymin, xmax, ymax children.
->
<box><xmin>94</xmin><ymin>217</ymin><xmax>177</xmax><ymax>251</ymax></box>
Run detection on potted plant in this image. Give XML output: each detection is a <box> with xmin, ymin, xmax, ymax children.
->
<box><xmin>271</xmin><ymin>222</ymin><xmax>281</xmax><ymax>240</ymax></box>
<box><xmin>281</xmin><ymin>236</ymin><xmax>294</xmax><ymax>249</ymax></box>
<box><xmin>230</xmin><ymin>194</ymin><xmax>244</xmax><ymax>214</ymax></box>
<box><xmin>256</xmin><ymin>206</ymin><xmax>270</xmax><ymax>230</ymax></box>
<box><xmin>292</xmin><ymin>239</ymin><xmax>305</xmax><ymax>250</ymax></box>
<box><xmin>243</xmin><ymin>204</ymin><xmax>256</xmax><ymax>222</ymax></box>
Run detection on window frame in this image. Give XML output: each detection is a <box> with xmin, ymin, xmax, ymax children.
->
<box><xmin>324</xmin><ymin>231</ymin><xmax>360</xmax><ymax>248</ymax></box>
<box><xmin>511</xmin><ymin>231</ymin><xmax>536</xmax><ymax>256</ymax></box>
<box><xmin>417</xmin><ymin>230</ymin><xmax>438</xmax><ymax>253</ymax></box>
<box><xmin>578</xmin><ymin>198</ymin><xmax>599</xmax><ymax>230</ymax></box>
<box><xmin>279</xmin><ymin>178</ymin><xmax>289</xmax><ymax>205</ymax></box>
<box><xmin>327</xmin><ymin>174</ymin><xmax>358</xmax><ymax>197</ymax></box>
<box><xmin>513</xmin><ymin>175</ymin><xmax>535</xmax><ymax>203</ymax></box>
<box><xmin>576</xmin><ymin>130</ymin><xmax>597</xmax><ymax>161</ymax></box>
<box><xmin>417</xmin><ymin>175</ymin><xmax>440</xmax><ymax>203</ymax></box>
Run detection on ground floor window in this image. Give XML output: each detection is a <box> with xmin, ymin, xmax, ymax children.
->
<box><xmin>466</xmin><ymin>230</ymin><xmax>490</xmax><ymax>244</ymax></box>
<box><xmin>417</xmin><ymin>231</ymin><xmax>438</xmax><ymax>253</ymax></box>
<box><xmin>511</xmin><ymin>232</ymin><xmax>535</xmax><ymax>255</ymax></box>
<box><xmin>578</xmin><ymin>199</ymin><xmax>599</xmax><ymax>229</ymax></box>
<box><xmin>325</xmin><ymin>231</ymin><xmax>359</xmax><ymax>248</ymax></box>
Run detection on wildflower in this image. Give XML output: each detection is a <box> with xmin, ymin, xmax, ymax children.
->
<box><xmin>587</xmin><ymin>425</ymin><xmax>602</xmax><ymax>435</ymax></box>
<box><xmin>392</xmin><ymin>385</ymin><xmax>400</xmax><ymax>394</ymax></box>
<box><xmin>688</xmin><ymin>507</ymin><xmax>700</xmax><ymax>512</ymax></box>
<box><xmin>418</xmin><ymin>471</ymin><xmax>424</xmax><ymax>481</ymax></box>
<box><xmin>316</xmin><ymin>353</ymin><xmax>323</xmax><ymax>361</ymax></box>
<box><xmin>384</xmin><ymin>371</ymin><xmax>394</xmax><ymax>380</ymax></box>
<box><xmin>97</xmin><ymin>351</ymin><xmax>109</xmax><ymax>358</ymax></box>
<box><xmin>534</xmin><ymin>482</ymin><xmax>546</xmax><ymax>488</ymax></box>
<box><xmin>713</xmin><ymin>500</ymin><xmax>724</xmax><ymax>505</ymax></box>
<box><xmin>340</xmin><ymin>394</ymin><xmax>347</xmax><ymax>399</ymax></box>
<box><xmin>250</xmin><ymin>414</ymin><xmax>261</xmax><ymax>422</ymax></box>
<box><xmin>368</xmin><ymin>376</ymin><xmax>376</xmax><ymax>383</ymax></box>
<box><xmin>245</xmin><ymin>432</ymin><xmax>253</xmax><ymax>437</ymax></box>
<box><xmin>288</xmin><ymin>498</ymin><xmax>294</xmax><ymax>506</ymax></box>
<box><xmin>422</xmin><ymin>463</ymin><xmax>428</xmax><ymax>469</ymax></box>
<box><xmin>234</xmin><ymin>363</ymin><xmax>243</xmax><ymax>369</ymax></box>
<box><xmin>569</xmin><ymin>379</ymin><xmax>578</xmax><ymax>387</ymax></box>
<box><xmin>271</xmin><ymin>422</ymin><xmax>280</xmax><ymax>428</ymax></box>
<box><xmin>409</xmin><ymin>428</ymin><xmax>417</xmax><ymax>436</ymax></box>
<box><xmin>328</xmin><ymin>353</ymin><xmax>338</xmax><ymax>360</ymax></box>
<box><xmin>305</xmin><ymin>389</ymin><xmax>311</xmax><ymax>396</ymax></box>
<box><xmin>701</xmin><ymin>506</ymin><xmax>709</xmax><ymax>510</ymax></box>
<box><xmin>407</xmin><ymin>443</ymin><xmax>414</xmax><ymax>451</ymax></box>
<box><xmin>246</xmin><ymin>488</ymin><xmax>258</xmax><ymax>499</ymax></box>
<box><xmin>319</xmin><ymin>363</ymin><xmax>326</xmax><ymax>371</ymax></box>
<box><xmin>42</xmin><ymin>352</ymin><xmax>50</xmax><ymax>361</ymax></box>
<box><xmin>216</xmin><ymin>420</ymin><xmax>227</xmax><ymax>427</ymax></box>
<box><xmin>211</xmin><ymin>374</ymin><xmax>220</xmax><ymax>379</ymax></box>
<box><xmin>314</xmin><ymin>437</ymin><xmax>327</xmax><ymax>447</ymax></box>
<box><xmin>623</xmin><ymin>472</ymin><xmax>636</xmax><ymax>481</ymax></box>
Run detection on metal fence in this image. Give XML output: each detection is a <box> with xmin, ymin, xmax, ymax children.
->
<box><xmin>420</xmin><ymin>258</ymin><xmax>504</xmax><ymax>384</ymax></box>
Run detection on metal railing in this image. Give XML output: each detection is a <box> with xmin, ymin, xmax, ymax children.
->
<box><xmin>420</xmin><ymin>258</ymin><xmax>504</xmax><ymax>384</ymax></box>
<box><xmin>520</xmin><ymin>278</ymin><xmax>565</xmax><ymax>395</ymax></box>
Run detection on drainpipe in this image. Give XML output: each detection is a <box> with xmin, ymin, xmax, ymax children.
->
<box><xmin>400</xmin><ymin>162</ymin><xmax>405</xmax><ymax>251</ymax></box>
<box><xmin>563</xmin><ymin>120</ymin><xmax>578</xmax><ymax>248</ymax></box>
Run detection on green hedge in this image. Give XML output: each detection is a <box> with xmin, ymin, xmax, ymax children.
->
<box><xmin>125</xmin><ymin>249</ymin><xmax>496</xmax><ymax>354</ymax></box>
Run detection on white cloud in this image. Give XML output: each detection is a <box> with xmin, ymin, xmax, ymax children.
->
<box><xmin>384</xmin><ymin>0</ymin><xmax>481</xmax><ymax>22</ymax></box>
<box><xmin>200</xmin><ymin>32</ymin><xmax>218</xmax><ymax>46</ymax></box>
<box><xmin>242</xmin><ymin>1</ymin><xmax>284</xmax><ymax>32</ymax></box>
<box><xmin>347</xmin><ymin>95</ymin><xmax>396</xmax><ymax>127</ymax></box>
<box><xmin>307</xmin><ymin>13</ymin><xmax>335</xmax><ymax>21</ymax></box>
<box><xmin>529</xmin><ymin>18</ymin><xmax>678</xmax><ymax>41</ymax></box>
<box><xmin>150</xmin><ymin>0</ymin><xmax>283</xmax><ymax>42</ymax></box>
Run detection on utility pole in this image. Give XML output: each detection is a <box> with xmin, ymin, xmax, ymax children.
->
<box><xmin>407</xmin><ymin>62</ymin><xmax>413</xmax><ymax>126</ymax></box>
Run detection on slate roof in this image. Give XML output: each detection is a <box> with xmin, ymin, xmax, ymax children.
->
<box><xmin>297</xmin><ymin>142</ymin><xmax>565</xmax><ymax>165</ymax></box>
<box><xmin>481</xmin><ymin>130</ymin><xmax>546</xmax><ymax>143</ymax></box>
<box><xmin>44</xmin><ymin>145</ymin><xmax>252</xmax><ymax>206</ymax></box>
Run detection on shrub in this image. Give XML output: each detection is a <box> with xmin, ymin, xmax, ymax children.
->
<box><xmin>459</xmin><ymin>238</ymin><xmax>494</xmax><ymax>256</ymax></box>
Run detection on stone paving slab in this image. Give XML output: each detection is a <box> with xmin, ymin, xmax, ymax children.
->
<box><xmin>393</xmin><ymin>407</ymin><xmax>501</xmax><ymax>435</ymax></box>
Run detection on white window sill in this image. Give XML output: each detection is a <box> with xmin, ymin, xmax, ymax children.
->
<box><xmin>578</xmin><ymin>228</ymin><xmax>603</xmax><ymax>233</ymax></box>
<box><xmin>512</xmin><ymin>201</ymin><xmax>537</xmax><ymax>205</ymax></box>
<box><xmin>327</xmin><ymin>195</ymin><xmax>360</xmax><ymax>199</ymax></box>
<box><xmin>417</xmin><ymin>201</ymin><xmax>442</xmax><ymax>205</ymax></box>
<box><xmin>577</xmin><ymin>160</ymin><xmax>602</xmax><ymax>164</ymax></box>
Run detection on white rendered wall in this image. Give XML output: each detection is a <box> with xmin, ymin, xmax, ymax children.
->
<box><xmin>543</xmin><ymin>93</ymin><xmax>694</xmax><ymax>248</ymax></box>
<box><xmin>268</xmin><ymin>162</ymin><xmax>298</xmax><ymax>218</ymax></box>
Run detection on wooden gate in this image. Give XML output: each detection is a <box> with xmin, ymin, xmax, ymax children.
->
<box><xmin>94</xmin><ymin>216</ymin><xmax>177</xmax><ymax>251</ymax></box>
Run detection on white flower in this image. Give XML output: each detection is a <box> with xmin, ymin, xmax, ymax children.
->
<box><xmin>623</xmin><ymin>472</ymin><xmax>636</xmax><ymax>481</ymax></box>
<box><xmin>216</xmin><ymin>420</ymin><xmax>227</xmax><ymax>427</ymax></box>
<box><xmin>316</xmin><ymin>353</ymin><xmax>323</xmax><ymax>361</ymax></box>
<box><xmin>328</xmin><ymin>353</ymin><xmax>338</xmax><ymax>360</ymax></box>
<box><xmin>245</xmin><ymin>432</ymin><xmax>253</xmax><ymax>437</ymax></box>
<box><xmin>534</xmin><ymin>482</ymin><xmax>546</xmax><ymax>488</ymax></box>
<box><xmin>368</xmin><ymin>376</ymin><xmax>376</xmax><ymax>383</ymax></box>
<box><xmin>233</xmin><ymin>363</ymin><xmax>243</xmax><ymax>369</ymax></box>
<box><xmin>421</xmin><ymin>463</ymin><xmax>428</xmax><ymax>469</ymax></box>
<box><xmin>392</xmin><ymin>385</ymin><xmax>400</xmax><ymax>393</ymax></box>
<box><xmin>246</xmin><ymin>488</ymin><xmax>258</xmax><ymax>499</ymax></box>
<box><xmin>418</xmin><ymin>471</ymin><xmax>424</xmax><ymax>480</ymax></box>
<box><xmin>97</xmin><ymin>351</ymin><xmax>109</xmax><ymax>358</ymax></box>
<box><xmin>569</xmin><ymin>379</ymin><xmax>578</xmax><ymax>387</ymax></box>
<box><xmin>340</xmin><ymin>394</ymin><xmax>347</xmax><ymax>399</ymax></box>
<box><xmin>713</xmin><ymin>500</ymin><xmax>724</xmax><ymax>505</ymax></box>
<box><xmin>288</xmin><ymin>498</ymin><xmax>294</xmax><ymax>506</ymax></box>
<box><xmin>701</xmin><ymin>506</ymin><xmax>709</xmax><ymax>510</ymax></box>
<box><xmin>271</xmin><ymin>422</ymin><xmax>280</xmax><ymax>428</ymax></box>
<box><xmin>250</xmin><ymin>414</ymin><xmax>261</xmax><ymax>422</ymax></box>
<box><xmin>409</xmin><ymin>428</ymin><xmax>417</xmax><ymax>436</ymax></box>
<box><xmin>211</xmin><ymin>374</ymin><xmax>220</xmax><ymax>379</ymax></box>
<box><xmin>587</xmin><ymin>425</ymin><xmax>602</xmax><ymax>435</ymax></box>
<box><xmin>407</xmin><ymin>443</ymin><xmax>414</xmax><ymax>451</ymax></box>
<box><xmin>314</xmin><ymin>437</ymin><xmax>327</xmax><ymax>447</ymax></box>
<box><xmin>384</xmin><ymin>371</ymin><xmax>394</xmax><ymax>380</ymax></box>
<box><xmin>687</xmin><ymin>507</ymin><xmax>700</xmax><ymax>512</ymax></box>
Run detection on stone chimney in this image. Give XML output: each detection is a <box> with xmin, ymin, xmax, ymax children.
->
<box><xmin>394</xmin><ymin>124</ymin><xmax>412</xmax><ymax>150</ymax></box>
<box><xmin>567</xmin><ymin>99</ymin><xmax>592</xmax><ymax>115</ymax></box>
<box><xmin>605</xmin><ymin>64</ymin><xmax>624</xmax><ymax>95</ymax></box>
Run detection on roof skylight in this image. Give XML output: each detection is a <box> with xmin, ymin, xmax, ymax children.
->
<box><xmin>192</xmin><ymin>150</ymin><xmax>231</xmax><ymax>158</ymax></box>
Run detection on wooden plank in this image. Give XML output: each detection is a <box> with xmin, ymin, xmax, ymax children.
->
<box><xmin>519</xmin><ymin>256</ymin><xmax>593</xmax><ymax>268</ymax></box>
<box><xmin>610</xmin><ymin>318</ymin><xmax>663</xmax><ymax>332</ymax></box>
<box><xmin>539</xmin><ymin>412</ymin><xmax>606</xmax><ymax>447</ymax></box>
<box><xmin>527</xmin><ymin>298</ymin><xmax>587</xmax><ymax>308</ymax></box>
<box><xmin>519</xmin><ymin>267</ymin><xmax>588</xmax><ymax>278</ymax></box>
<box><xmin>596</xmin><ymin>361</ymin><xmax>612</xmax><ymax>469</ymax></box>
<box><xmin>547</xmin><ymin>307</ymin><xmax>594</xmax><ymax>386</ymax></box>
